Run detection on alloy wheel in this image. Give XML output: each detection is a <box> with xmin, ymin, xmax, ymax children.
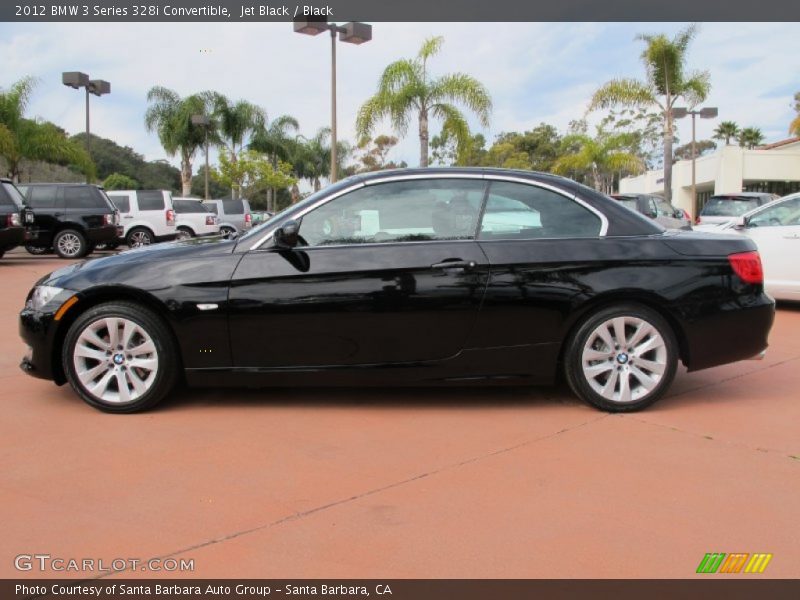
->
<box><xmin>72</xmin><ymin>317</ymin><xmax>159</xmax><ymax>404</ymax></box>
<box><xmin>581</xmin><ymin>316</ymin><xmax>667</xmax><ymax>404</ymax></box>
<box><xmin>129</xmin><ymin>231</ymin><xmax>151</xmax><ymax>247</ymax></box>
<box><xmin>57</xmin><ymin>233</ymin><xmax>82</xmax><ymax>257</ymax></box>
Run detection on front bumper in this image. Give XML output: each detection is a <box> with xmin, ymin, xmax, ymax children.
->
<box><xmin>19</xmin><ymin>306</ymin><xmax>61</xmax><ymax>382</ymax></box>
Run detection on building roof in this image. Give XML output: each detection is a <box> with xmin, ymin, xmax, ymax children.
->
<box><xmin>758</xmin><ymin>137</ymin><xmax>800</xmax><ymax>150</ymax></box>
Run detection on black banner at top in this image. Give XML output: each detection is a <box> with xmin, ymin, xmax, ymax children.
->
<box><xmin>3</xmin><ymin>0</ymin><xmax>800</xmax><ymax>22</ymax></box>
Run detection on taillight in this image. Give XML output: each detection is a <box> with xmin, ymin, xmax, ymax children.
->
<box><xmin>728</xmin><ymin>251</ymin><xmax>763</xmax><ymax>285</ymax></box>
<box><xmin>166</xmin><ymin>209</ymin><xmax>175</xmax><ymax>225</ymax></box>
<box><xmin>7</xmin><ymin>213</ymin><xmax>21</xmax><ymax>227</ymax></box>
<box><xmin>244</xmin><ymin>213</ymin><xmax>252</xmax><ymax>225</ymax></box>
<box><xmin>205</xmin><ymin>215</ymin><xmax>215</xmax><ymax>226</ymax></box>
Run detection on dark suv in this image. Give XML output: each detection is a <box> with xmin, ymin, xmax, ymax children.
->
<box><xmin>19</xmin><ymin>183</ymin><xmax>120</xmax><ymax>259</ymax></box>
<box><xmin>0</xmin><ymin>179</ymin><xmax>34</xmax><ymax>259</ymax></box>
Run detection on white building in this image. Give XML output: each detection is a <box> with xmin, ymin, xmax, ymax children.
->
<box><xmin>619</xmin><ymin>137</ymin><xmax>800</xmax><ymax>215</ymax></box>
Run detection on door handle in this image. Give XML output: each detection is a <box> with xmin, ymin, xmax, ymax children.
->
<box><xmin>431</xmin><ymin>259</ymin><xmax>477</xmax><ymax>270</ymax></box>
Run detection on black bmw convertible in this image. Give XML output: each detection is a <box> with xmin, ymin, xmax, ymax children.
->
<box><xmin>19</xmin><ymin>168</ymin><xmax>774</xmax><ymax>413</ymax></box>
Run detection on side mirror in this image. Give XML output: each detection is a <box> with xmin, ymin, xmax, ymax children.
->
<box><xmin>273</xmin><ymin>219</ymin><xmax>300</xmax><ymax>248</ymax></box>
<box><xmin>733</xmin><ymin>216</ymin><xmax>747</xmax><ymax>230</ymax></box>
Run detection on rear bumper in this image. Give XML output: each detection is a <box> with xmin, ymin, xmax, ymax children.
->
<box><xmin>86</xmin><ymin>225</ymin><xmax>120</xmax><ymax>244</ymax></box>
<box><xmin>683</xmin><ymin>293</ymin><xmax>775</xmax><ymax>371</ymax></box>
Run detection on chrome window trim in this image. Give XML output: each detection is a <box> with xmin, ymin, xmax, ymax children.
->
<box><xmin>250</xmin><ymin>172</ymin><xmax>608</xmax><ymax>250</ymax></box>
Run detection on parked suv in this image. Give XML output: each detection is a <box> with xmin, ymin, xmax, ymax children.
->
<box><xmin>172</xmin><ymin>197</ymin><xmax>220</xmax><ymax>238</ymax></box>
<box><xmin>21</xmin><ymin>183</ymin><xmax>120</xmax><ymax>259</ymax></box>
<box><xmin>611</xmin><ymin>193</ymin><xmax>691</xmax><ymax>230</ymax></box>
<box><xmin>696</xmin><ymin>192</ymin><xmax>779</xmax><ymax>228</ymax></box>
<box><xmin>202</xmin><ymin>198</ymin><xmax>252</xmax><ymax>238</ymax></box>
<box><xmin>0</xmin><ymin>179</ymin><xmax>34</xmax><ymax>259</ymax></box>
<box><xmin>106</xmin><ymin>190</ymin><xmax>178</xmax><ymax>247</ymax></box>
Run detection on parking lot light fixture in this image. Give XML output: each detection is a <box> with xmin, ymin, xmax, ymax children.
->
<box><xmin>672</xmin><ymin>106</ymin><xmax>719</xmax><ymax>220</ymax></box>
<box><xmin>293</xmin><ymin>19</ymin><xmax>372</xmax><ymax>183</ymax></box>
<box><xmin>62</xmin><ymin>71</ymin><xmax>111</xmax><ymax>180</ymax></box>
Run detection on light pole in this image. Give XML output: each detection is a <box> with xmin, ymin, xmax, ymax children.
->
<box><xmin>672</xmin><ymin>106</ymin><xmax>718</xmax><ymax>220</ymax></box>
<box><xmin>192</xmin><ymin>114</ymin><xmax>211</xmax><ymax>200</ymax></box>
<box><xmin>62</xmin><ymin>72</ymin><xmax>111</xmax><ymax>177</ymax></box>
<box><xmin>293</xmin><ymin>19</ymin><xmax>372</xmax><ymax>183</ymax></box>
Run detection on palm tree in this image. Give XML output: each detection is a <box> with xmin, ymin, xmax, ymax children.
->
<box><xmin>144</xmin><ymin>86</ymin><xmax>212</xmax><ymax>195</ymax></box>
<box><xmin>789</xmin><ymin>92</ymin><xmax>800</xmax><ymax>137</ymax></box>
<box><xmin>0</xmin><ymin>76</ymin><xmax>94</xmax><ymax>182</ymax></box>
<box><xmin>713</xmin><ymin>121</ymin><xmax>739</xmax><ymax>145</ymax></box>
<box><xmin>552</xmin><ymin>132</ymin><xmax>644</xmax><ymax>193</ymax></box>
<box><xmin>588</xmin><ymin>24</ymin><xmax>711</xmax><ymax>201</ymax></box>
<box><xmin>249</xmin><ymin>114</ymin><xmax>299</xmax><ymax>211</ymax></box>
<box><xmin>356</xmin><ymin>36</ymin><xmax>492</xmax><ymax>167</ymax></box>
<box><xmin>290</xmin><ymin>128</ymin><xmax>350</xmax><ymax>192</ymax></box>
<box><xmin>738</xmin><ymin>127</ymin><xmax>764</xmax><ymax>149</ymax></box>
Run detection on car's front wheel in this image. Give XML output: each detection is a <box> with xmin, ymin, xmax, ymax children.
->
<box><xmin>564</xmin><ymin>304</ymin><xmax>678</xmax><ymax>412</ymax></box>
<box><xmin>127</xmin><ymin>227</ymin><xmax>153</xmax><ymax>247</ymax></box>
<box><xmin>63</xmin><ymin>302</ymin><xmax>178</xmax><ymax>413</ymax></box>
<box><xmin>219</xmin><ymin>226</ymin><xmax>236</xmax><ymax>239</ymax></box>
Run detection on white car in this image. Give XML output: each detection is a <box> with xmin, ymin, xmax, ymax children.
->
<box><xmin>202</xmin><ymin>198</ymin><xmax>252</xmax><ymax>238</ymax></box>
<box><xmin>172</xmin><ymin>198</ymin><xmax>220</xmax><ymax>238</ymax></box>
<box><xmin>106</xmin><ymin>190</ymin><xmax>178</xmax><ymax>247</ymax></box>
<box><xmin>695</xmin><ymin>192</ymin><xmax>778</xmax><ymax>229</ymax></box>
<box><xmin>712</xmin><ymin>193</ymin><xmax>800</xmax><ymax>301</ymax></box>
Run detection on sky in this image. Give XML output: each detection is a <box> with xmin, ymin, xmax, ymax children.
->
<box><xmin>1</xmin><ymin>21</ymin><xmax>798</xmax><ymax>174</ymax></box>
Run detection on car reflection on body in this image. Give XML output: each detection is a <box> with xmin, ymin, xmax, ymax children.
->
<box><xmin>19</xmin><ymin>168</ymin><xmax>774</xmax><ymax>413</ymax></box>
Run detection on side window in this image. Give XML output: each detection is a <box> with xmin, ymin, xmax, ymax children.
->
<box><xmin>27</xmin><ymin>186</ymin><xmax>59</xmax><ymax>209</ymax></box>
<box><xmin>137</xmin><ymin>191</ymin><xmax>165</xmax><ymax>211</ymax></box>
<box><xmin>748</xmin><ymin>198</ymin><xmax>800</xmax><ymax>228</ymax></box>
<box><xmin>63</xmin><ymin>186</ymin><xmax>104</xmax><ymax>209</ymax></box>
<box><xmin>204</xmin><ymin>203</ymin><xmax>218</xmax><ymax>214</ymax></box>
<box><xmin>479</xmin><ymin>181</ymin><xmax>601</xmax><ymax>240</ymax></box>
<box><xmin>656</xmin><ymin>199</ymin><xmax>675</xmax><ymax>217</ymax></box>
<box><xmin>109</xmin><ymin>195</ymin><xmax>131</xmax><ymax>213</ymax></box>
<box><xmin>299</xmin><ymin>179</ymin><xmax>486</xmax><ymax>246</ymax></box>
<box><xmin>221</xmin><ymin>199</ymin><xmax>244</xmax><ymax>215</ymax></box>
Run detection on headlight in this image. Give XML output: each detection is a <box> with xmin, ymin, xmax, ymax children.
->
<box><xmin>26</xmin><ymin>286</ymin><xmax>65</xmax><ymax>311</ymax></box>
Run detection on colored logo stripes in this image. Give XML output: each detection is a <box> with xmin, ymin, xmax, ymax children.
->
<box><xmin>696</xmin><ymin>553</ymin><xmax>772</xmax><ymax>574</ymax></box>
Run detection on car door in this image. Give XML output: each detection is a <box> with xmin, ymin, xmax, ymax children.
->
<box><xmin>743</xmin><ymin>196</ymin><xmax>800</xmax><ymax>298</ymax></box>
<box><xmin>471</xmin><ymin>178</ymin><xmax>606</xmax><ymax>378</ymax></box>
<box><xmin>228</xmin><ymin>177</ymin><xmax>490</xmax><ymax>368</ymax></box>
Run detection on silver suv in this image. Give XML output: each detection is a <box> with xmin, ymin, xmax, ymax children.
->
<box><xmin>202</xmin><ymin>199</ymin><xmax>252</xmax><ymax>238</ymax></box>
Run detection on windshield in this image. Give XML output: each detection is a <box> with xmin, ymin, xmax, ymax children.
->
<box><xmin>615</xmin><ymin>198</ymin><xmax>638</xmax><ymax>212</ymax></box>
<box><xmin>701</xmin><ymin>198</ymin><xmax>760</xmax><ymax>217</ymax></box>
<box><xmin>237</xmin><ymin>177</ymin><xmax>363</xmax><ymax>242</ymax></box>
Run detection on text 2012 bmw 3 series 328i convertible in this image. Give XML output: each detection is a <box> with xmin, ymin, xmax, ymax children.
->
<box><xmin>19</xmin><ymin>168</ymin><xmax>775</xmax><ymax>413</ymax></box>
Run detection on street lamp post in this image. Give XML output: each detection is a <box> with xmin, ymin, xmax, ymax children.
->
<box><xmin>672</xmin><ymin>106</ymin><xmax>718</xmax><ymax>221</ymax></box>
<box><xmin>293</xmin><ymin>19</ymin><xmax>372</xmax><ymax>183</ymax></box>
<box><xmin>192</xmin><ymin>114</ymin><xmax>211</xmax><ymax>200</ymax></box>
<box><xmin>62</xmin><ymin>72</ymin><xmax>111</xmax><ymax>178</ymax></box>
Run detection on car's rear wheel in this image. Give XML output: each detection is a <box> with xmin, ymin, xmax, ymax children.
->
<box><xmin>564</xmin><ymin>304</ymin><xmax>678</xmax><ymax>412</ymax></box>
<box><xmin>176</xmin><ymin>226</ymin><xmax>193</xmax><ymax>240</ymax></box>
<box><xmin>54</xmin><ymin>229</ymin><xmax>88</xmax><ymax>259</ymax></box>
<box><xmin>127</xmin><ymin>227</ymin><xmax>153</xmax><ymax>247</ymax></box>
<box><xmin>219</xmin><ymin>226</ymin><xmax>236</xmax><ymax>239</ymax></box>
<box><xmin>25</xmin><ymin>245</ymin><xmax>52</xmax><ymax>255</ymax></box>
<box><xmin>63</xmin><ymin>302</ymin><xmax>178</xmax><ymax>413</ymax></box>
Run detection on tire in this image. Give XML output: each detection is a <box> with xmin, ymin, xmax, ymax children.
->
<box><xmin>176</xmin><ymin>227</ymin><xmax>193</xmax><ymax>240</ymax></box>
<box><xmin>219</xmin><ymin>226</ymin><xmax>236</xmax><ymax>239</ymax></box>
<box><xmin>62</xmin><ymin>301</ymin><xmax>178</xmax><ymax>413</ymax></box>
<box><xmin>25</xmin><ymin>245</ymin><xmax>52</xmax><ymax>255</ymax></box>
<box><xmin>53</xmin><ymin>229</ymin><xmax>89</xmax><ymax>259</ymax></box>
<box><xmin>564</xmin><ymin>304</ymin><xmax>678</xmax><ymax>412</ymax></box>
<box><xmin>126</xmin><ymin>227</ymin><xmax>153</xmax><ymax>248</ymax></box>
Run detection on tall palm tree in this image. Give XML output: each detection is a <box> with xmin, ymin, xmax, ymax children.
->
<box><xmin>356</xmin><ymin>36</ymin><xmax>492</xmax><ymax>168</ymax></box>
<box><xmin>0</xmin><ymin>76</ymin><xmax>94</xmax><ymax>182</ymax></box>
<box><xmin>290</xmin><ymin>128</ymin><xmax>350</xmax><ymax>192</ymax></box>
<box><xmin>789</xmin><ymin>92</ymin><xmax>800</xmax><ymax>137</ymax></box>
<box><xmin>144</xmin><ymin>86</ymin><xmax>212</xmax><ymax>195</ymax></box>
<box><xmin>249</xmin><ymin>114</ymin><xmax>299</xmax><ymax>211</ymax></box>
<box><xmin>738</xmin><ymin>127</ymin><xmax>764</xmax><ymax>149</ymax></box>
<box><xmin>713</xmin><ymin>121</ymin><xmax>739</xmax><ymax>145</ymax></box>
<box><xmin>553</xmin><ymin>132</ymin><xmax>644</xmax><ymax>193</ymax></box>
<box><xmin>588</xmin><ymin>24</ymin><xmax>711</xmax><ymax>201</ymax></box>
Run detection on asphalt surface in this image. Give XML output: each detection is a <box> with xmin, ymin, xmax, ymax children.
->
<box><xmin>1</xmin><ymin>248</ymin><xmax>798</xmax><ymax>579</ymax></box>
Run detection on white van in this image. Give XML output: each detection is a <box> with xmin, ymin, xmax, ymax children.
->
<box><xmin>106</xmin><ymin>190</ymin><xmax>178</xmax><ymax>247</ymax></box>
<box><xmin>172</xmin><ymin>197</ymin><xmax>220</xmax><ymax>238</ymax></box>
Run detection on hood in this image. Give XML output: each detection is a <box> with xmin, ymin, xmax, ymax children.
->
<box><xmin>43</xmin><ymin>237</ymin><xmax>239</xmax><ymax>291</ymax></box>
